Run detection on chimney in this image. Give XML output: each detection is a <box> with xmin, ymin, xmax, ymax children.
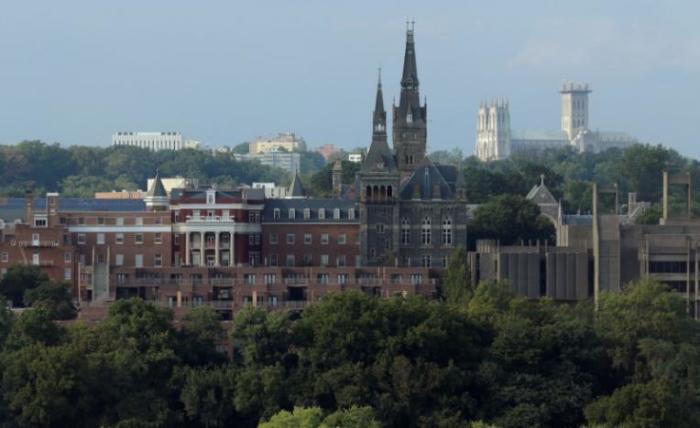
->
<box><xmin>332</xmin><ymin>160</ymin><xmax>343</xmax><ymax>197</ymax></box>
<box><xmin>47</xmin><ymin>193</ymin><xmax>59</xmax><ymax>227</ymax></box>
<box><xmin>24</xmin><ymin>187</ymin><xmax>34</xmax><ymax>225</ymax></box>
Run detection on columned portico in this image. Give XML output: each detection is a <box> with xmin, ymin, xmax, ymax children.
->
<box><xmin>176</xmin><ymin>221</ymin><xmax>258</xmax><ymax>268</ymax></box>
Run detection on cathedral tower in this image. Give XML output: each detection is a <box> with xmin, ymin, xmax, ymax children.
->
<box><xmin>393</xmin><ymin>23</ymin><xmax>427</xmax><ymax>175</ymax></box>
<box><xmin>475</xmin><ymin>99</ymin><xmax>511</xmax><ymax>161</ymax></box>
<box><xmin>560</xmin><ymin>82</ymin><xmax>591</xmax><ymax>139</ymax></box>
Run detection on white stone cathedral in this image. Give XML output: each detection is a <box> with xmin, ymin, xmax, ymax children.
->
<box><xmin>475</xmin><ymin>82</ymin><xmax>638</xmax><ymax>162</ymax></box>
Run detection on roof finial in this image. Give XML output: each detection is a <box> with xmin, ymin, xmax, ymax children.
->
<box><xmin>377</xmin><ymin>66</ymin><xmax>382</xmax><ymax>87</ymax></box>
<box><xmin>540</xmin><ymin>174</ymin><xmax>545</xmax><ymax>186</ymax></box>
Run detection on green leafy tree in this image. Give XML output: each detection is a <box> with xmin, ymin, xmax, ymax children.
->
<box><xmin>470</xmin><ymin>194</ymin><xmax>555</xmax><ymax>246</ymax></box>
<box><xmin>259</xmin><ymin>406</ymin><xmax>324</xmax><ymax>428</ymax></box>
<box><xmin>0</xmin><ymin>264</ymin><xmax>49</xmax><ymax>307</ymax></box>
<box><xmin>180</xmin><ymin>365</ymin><xmax>239</xmax><ymax>427</ymax></box>
<box><xmin>23</xmin><ymin>281</ymin><xmax>76</xmax><ymax>320</ymax></box>
<box><xmin>442</xmin><ymin>246</ymin><xmax>473</xmax><ymax>304</ymax></box>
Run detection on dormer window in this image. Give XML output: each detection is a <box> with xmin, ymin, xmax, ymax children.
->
<box><xmin>288</xmin><ymin>208</ymin><xmax>296</xmax><ymax>220</ymax></box>
<box><xmin>273</xmin><ymin>208</ymin><xmax>280</xmax><ymax>220</ymax></box>
<box><xmin>333</xmin><ymin>208</ymin><xmax>340</xmax><ymax>219</ymax></box>
<box><xmin>206</xmin><ymin>189</ymin><xmax>216</xmax><ymax>205</ymax></box>
<box><xmin>318</xmin><ymin>208</ymin><xmax>325</xmax><ymax>220</ymax></box>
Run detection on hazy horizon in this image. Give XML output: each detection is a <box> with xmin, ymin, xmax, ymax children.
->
<box><xmin>2</xmin><ymin>1</ymin><xmax>699</xmax><ymax>157</ymax></box>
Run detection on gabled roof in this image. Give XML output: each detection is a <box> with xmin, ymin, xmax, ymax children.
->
<box><xmin>526</xmin><ymin>175</ymin><xmax>557</xmax><ymax>205</ymax></box>
<box><xmin>399</xmin><ymin>157</ymin><xmax>454</xmax><ymax>200</ymax></box>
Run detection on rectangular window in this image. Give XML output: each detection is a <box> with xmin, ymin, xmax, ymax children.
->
<box><xmin>115</xmin><ymin>233</ymin><xmax>124</xmax><ymax>245</ymax></box>
<box><xmin>97</xmin><ymin>217</ymin><xmax>105</xmax><ymax>225</ymax></box>
<box><xmin>348</xmin><ymin>208</ymin><xmax>355</xmax><ymax>220</ymax></box>
<box><xmin>288</xmin><ymin>208</ymin><xmax>295</xmax><ymax>220</ymax></box>
<box><xmin>376</xmin><ymin>224</ymin><xmax>385</xmax><ymax>234</ymax></box>
<box><xmin>34</xmin><ymin>218</ymin><xmax>47</xmax><ymax>227</ymax></box>
<box><xmin>77</xmin><ymin>234</ymin><xmax>86</xmax><ymax>245</ymax></box>
<box><xmin>97</xmin><ymin>233</ymin><xmax>105</xmax><ymax>245</ymax></box>
<box><xmin>319</xmin><ymin>208</ymin><xmax>326</xmax><ymax>219</ymax></box>
<box><xmin>337</xmin><ymin>255</ymin><xmax>346</xmax><ymax>267</ymax></box>
<box><xmin>333</xmin><ymin>208</ymin><xmax>340</xmax><ymax>219</ymax></box>
<box><xmin>135</xmin><ymin>254</ymin><xmax>143</xmax><ymax>268</ymax></box>
<box><xmin>135</xmin><ymin>217</ymin><xmax>143</xmax><ymax>226</ymax></box>
<box><xmin>317</xmin><ymin>273</ymin><xmax>329</xmax><ymax>284</ymax></box>
<box><xmin>115</xmin><ymin>254</ymin><xmax>124</xmax><ymax>266</ymax></box>
<box><xmin>135</xmin><ymin>234</ymin><xmax>144</xmax><ymax>245</ymax></box>
<box><xmin>244</xmin><ymin>274</ymin><xmax>256</xmax><ymax>285</ymax></box>
<box><xmin>337</xmin><ymin>273</ymin><xmax>348</xmax><ymax>284</ymax></box>
<box><xmin>64</xmin><ymin>252</ymin><xmax>71</xmax><ymax>263</ymax></box>
<box><xmin>154</xmin><ymin>253</ymin><xmax>162</xmax><ymax>267</ymax></box>
<box><xmin>0</xmin><ymin>253</ymin><xmax>8</xmax><ymax>263</ymax></box>
<box><xmin>303</xmin><ymin>254</ymin><xmax>313</xmax><ymax>265</ymax></box>
<box><xmin>286</xmin><ymin>255</ymin><xmax>295</xmax><ymax>267</ymax></box>
<box><xmin>320</xmin><ymin>254</ymin><xmax>329</xmax><ymax>266</ymax></box>
<box><xmin>286</xmin><ymin>233</ymin><xmax>295</xmax><ymax>245</ymax></box>
<box><xmin>303</xmin><ymin>208</ymin><xmax>311</xmax><ymax>220</ymax></box>
<box><xmin>64</xmin><ymin>268</ymin><xmax>72</xmax><ymax>280</ymax></box>
<box><xmin>269</xmin><ymin>233</ymin><xmax>278</xmax><ymax>244</ymax></box>
<box><xmin>337</xmin><ymin>234</ymin><xmax>347</xmax><ymax>245</ymax></box>
<box><xmin>304</xmin><ymin>234</ymin><xmax>312</xmax><ymax>245</ymax></box>
<box><xmin>116</xmin><ymin>217</ymin><xmax>124</xmax><ymax>226</ymax></box>
<box><xmin>273</xmin><ymin>208</ymin><xmax>280</xmax><ymax>220</ymax></box>
<box><xmin>410</xmin><ymin>274</ymin><xmax>423</xmax><ymax>285</ymax></box>
<box><xmin>321</xmin><ymin>234</ymin><xmax>329</xmax><ymax>245</ymax></box>
<box><xmin>264</xmin><ymin>273</ymin><xmax>276</xmax><ymax>285</ymax></box>
<box><xmin>270</xmin><ymin>254</ymin><xmax>278</xmax><ymax>266</ymax></box>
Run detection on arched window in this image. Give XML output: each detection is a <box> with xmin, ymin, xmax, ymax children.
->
<box><xmin>441</xmin><ymin>216</ymin><xmax>453</xmax><ymax>245</ymax></box>
<box><xmin>421</xmin><ymin>216</ymin><xmax>431</xmax><ymax>245</ymax></box>
<box><xmin>401</xmin><ymin>217</ymin><xmax>410</xmax><ymax>245</ymax></box>
<box><xmin>366</xmin><ymin>186</ymin><xmax>372</xmax><ymax>200</ymax></box>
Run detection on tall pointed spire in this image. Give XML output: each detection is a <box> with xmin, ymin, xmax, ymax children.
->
<box><xmin>401</xmin><ymin>20</ymin><xmax>419</xmax><ymax>90</ymax></box>
<box><xmin>393</xmin><ymin>22</ymin><xmax>427</xmax><ymax>174</ymax></box>
<box><xmin>373</xmin><ymin>68</ymin><xmax>386</xmax><ymax>134</ymax></box>
<box><xmin>363</xmin><ymin>69</ymin><xmax>395</xmax><ymax>173</ymax></box>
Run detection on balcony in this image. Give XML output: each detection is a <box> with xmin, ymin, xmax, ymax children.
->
<box><xmin>19</xmin><ymin>240</ymin><xmax>59</xmax><ymax>248</ymax></box>
<box><xmin>185</xmin><ymin>215</ymin><xmax>235</xmax><ymax>224</ymax></box>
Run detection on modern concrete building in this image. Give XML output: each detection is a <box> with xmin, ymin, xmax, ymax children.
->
<box><xmin>234</xmin><ymin>151</ymin><xmax>301</xmax><ymax>174</ymax></box>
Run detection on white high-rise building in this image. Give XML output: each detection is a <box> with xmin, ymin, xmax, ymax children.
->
<box><xmin>112</xmin><ymin>132</ymin><xmax>201</xmax><ymax>151</ymax></box>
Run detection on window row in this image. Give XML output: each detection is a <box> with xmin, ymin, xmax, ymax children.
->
<box><xmin>267</xmin><ymin>254</ymin><xmax>356</xmax><ymax>267</ymax></box>
<box><xmin>269</xmin><ymin>233</ymin><xmax>349</xmax><ymax>245</ymax></box>
<box><xmin>77</xmin><ymin>233</ymin><xmax>163</xmax><ymax>245</ymax></box>
<box><xmin>272</xmin><ymin>207</ymin><xmax>355</xmax><ymax>221</ymax></box>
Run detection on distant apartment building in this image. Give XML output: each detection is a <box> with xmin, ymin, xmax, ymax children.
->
<box><xmin>249</xmin><ymin>132</ymin><xmax>306</xmax><ymax>155</ymax></box>
<box><xmin>252</xmin><ymin>183</ymin><xmax>288</xmax><ymax>199</ymax></box>
<box><xmin>315</xmin><ymin>144</ymin><xmax>338</xmax><ymax>160</ymax></box>
<box><xmin>234</xmin><ymin>151</ymin><xmax>301</xmax><ymax>174</ymax></box>
<box><xmin>348</xmin><ymin>153</ymin><xmax>363</xmax><ymax>163</ymax></box>
<box><xmin>112</xmin><ymin>132</ymin><xmax>201</xmax><ymax>151</ymax></box>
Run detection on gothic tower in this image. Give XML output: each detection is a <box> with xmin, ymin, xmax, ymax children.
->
<box><xmin>393</xmin><ymin>23</ymin><xmax>427</xmax><ymax>175</ymax></box>
<box><xmin>560</xmin><ymin>82</ymin><xmax>591</xmax><ymax>140</ymax></box>
<box><xmin>475</xmin><ymin>99</ymin><xmax>511</xmax><ymax>161</ymax></box>
<box><xmin>359</xmin><ymin>71</ymin><xmax>401</xmax><ymax>266</ymax></box>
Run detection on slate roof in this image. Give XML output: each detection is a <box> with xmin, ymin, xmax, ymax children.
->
<box><xmin>145</xmin><ymin>173</ymin><xmax>167</xmax><ymax>197</ymax></box>
<box><xmin>399</xmin><ymin>157</ymin><xmax>455</xmax><ymax>200</ymax></box>
<box><xmin>288</xmin><ymin>171</ymin><xmax>305</xmax><ymax>198</ymax></box>
<box><xmin>0</xmin><ymin>198</ymin><xmax>146</xmax><ymax>222</ymax></box>
<box><xmin>262</xmin><ymin>198</ymin><xmax>359</xmax><ymax>223</ymax></box>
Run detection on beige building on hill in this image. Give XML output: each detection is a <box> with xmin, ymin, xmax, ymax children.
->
<box><xmin>249</xmin><ymin>132</ymin><xmax>306</xmax><ymax>155</ymax></box>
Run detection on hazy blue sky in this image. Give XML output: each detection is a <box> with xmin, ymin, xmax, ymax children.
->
<box><xmin>2</xmin><ymin>1</ymin><xmax>699</xmax><ymax>157</ymax></box>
